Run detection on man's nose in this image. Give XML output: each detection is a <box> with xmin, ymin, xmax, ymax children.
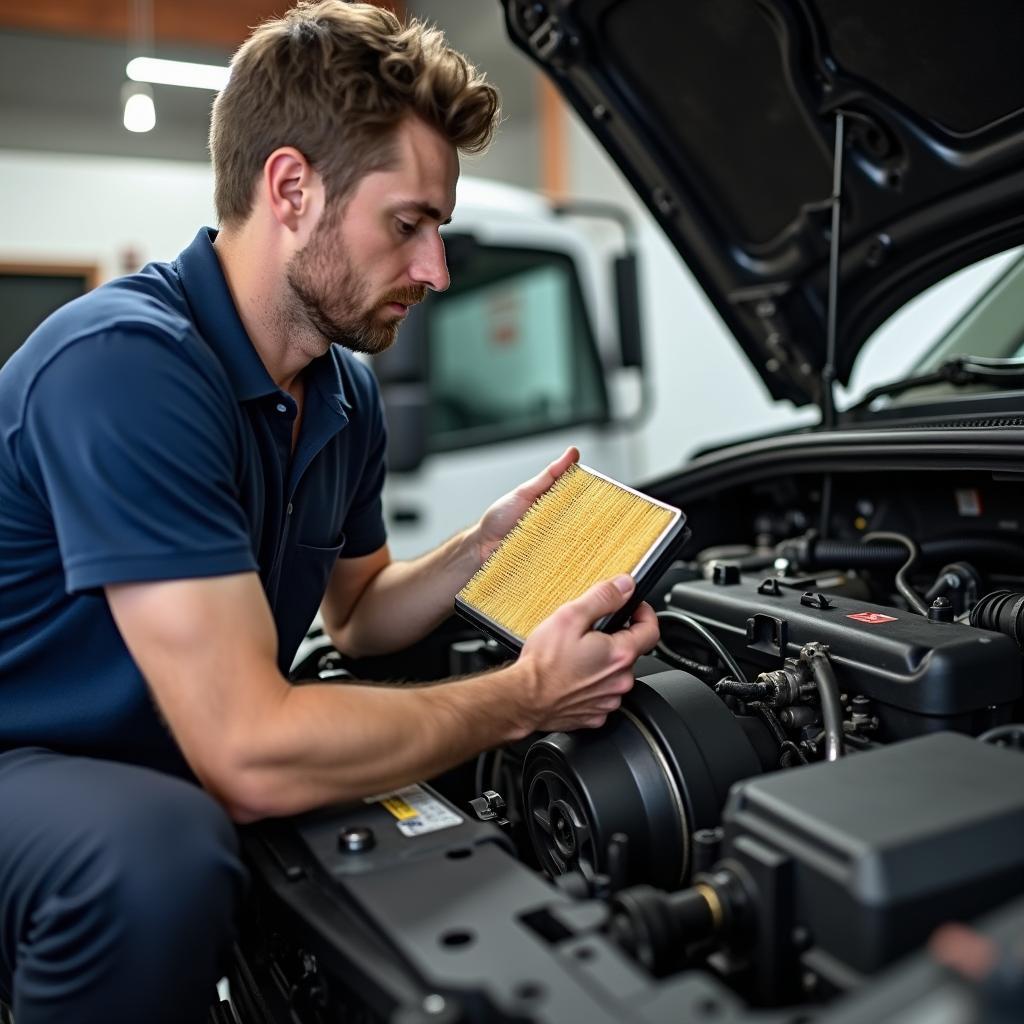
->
<box><xmin>409</xmin><ymin>232</ymin><xmax>450</xmax><ymax>293</ymax></box>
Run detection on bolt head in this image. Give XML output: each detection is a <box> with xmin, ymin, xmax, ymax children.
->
<box><xmin>338</xmin><ymin>826</ymin><xmax>375</xmax><ymax>853</ymax></box>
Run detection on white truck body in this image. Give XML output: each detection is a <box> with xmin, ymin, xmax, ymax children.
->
<box><xmin>377</xmin><ymin>176</ymin><xmax>648</xmax><ymax>560</ymax></box>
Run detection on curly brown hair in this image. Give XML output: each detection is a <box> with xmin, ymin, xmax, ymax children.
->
<box><xmin>209</xmin><ymin>1</ymin><xmax>500</xmax><ymax>226</ymax></box>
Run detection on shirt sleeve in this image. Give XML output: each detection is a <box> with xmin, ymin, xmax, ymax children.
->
<box><xmin>339</xmin><ymin>371</ymin><xmax>388</xmax><ymax>558</ymax></box>
<box><xmin>19</xmin><ymin>328</ymin><xmax>258</xmax><ymax>593</ymax></box>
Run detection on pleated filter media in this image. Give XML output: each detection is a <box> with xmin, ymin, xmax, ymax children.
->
<box><xmin>456</xmin><ymin>464</ymin><xmax>689</xmax><ymax>650</ymax></box>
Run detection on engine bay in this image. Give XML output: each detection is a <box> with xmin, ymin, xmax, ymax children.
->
<box><xmin>238</xmin><ymin>461</ymin><xmax>1024</xmax><ymax>1023</ymax></box>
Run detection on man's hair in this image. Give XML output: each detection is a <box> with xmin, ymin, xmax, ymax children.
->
<box><xmin>209</xmin><ymin>1</ymin><xmax>500</xmax><ymax>226</ymax></box>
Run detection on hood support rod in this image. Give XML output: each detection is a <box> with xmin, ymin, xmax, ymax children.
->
<box><xmin>822</xmin><ymin>110</ymin><xmax>845</xmax><ymax>430</ymax></box>
<box><xmin>818</xmin><ymin>111</ymin><xmax>846</xmax><ymax>539</ymax></box>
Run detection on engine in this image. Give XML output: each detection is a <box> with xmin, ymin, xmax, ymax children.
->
<box><xmin>490</xmin><ymin>520</ymin><xmax>1024</xmax><ymax>1008</ymax></box>
<box><xmin>246</xmin><ymin>480</ymin><xmax>1024</xmax><ymax>1023</ymax></box>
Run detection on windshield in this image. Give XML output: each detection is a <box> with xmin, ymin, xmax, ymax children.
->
<box><xmin>912</xmin><ymin>253</ymin><xmax>1024</xmax><ymax>371</ymax></box>
<box><xmin>840</xmin><ymin>245</ymin><xmax>1024</xmax><ymax>408</ymax></box>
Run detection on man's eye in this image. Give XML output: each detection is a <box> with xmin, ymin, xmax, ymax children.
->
<box><xmin>396</xmin><ymin>220</ymin><xmax>416</xmax><ymax>236</ymax></box>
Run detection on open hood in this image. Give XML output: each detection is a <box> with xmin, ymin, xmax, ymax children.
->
<box><xmin>500</xmin><ymin>0</ymin><xmax>1024</xmax><ymax>406</ymax></box>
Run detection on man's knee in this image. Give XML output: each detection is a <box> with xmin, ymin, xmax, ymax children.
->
<box><xmin>4</xmin><ymin>756</ymin><xmax>246</xmax><ymax>1022</ymax></box>
<box><xmin>83</xmin><ymin>768</ymin><xmax>244</xmax><ymax>942</ymax></box>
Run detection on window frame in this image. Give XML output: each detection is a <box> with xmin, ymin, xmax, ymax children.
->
<box><xmin>0</xmin><ymin>260</ymin><xmax>99</xmax><ymax>369</ymax></box>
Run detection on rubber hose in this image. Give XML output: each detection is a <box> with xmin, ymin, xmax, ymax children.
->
<box><xmin>807</xmin><ymin>654</ymin><xmax>845</xmax><ymax>762</ymax></box>
<box><xmin>970</xmin><ymin>590</ymin><xmax>1024</xmax><ymax>652</ymax></box>
<box><xmin>810</xmin><ymin>539</ymin><xmax>908</xmax><ymax>566</ymax></box>
<box><xmin>801</xmin><ymin>537</ymin><xmax>1024</xmax><ymax>570</ymax></box>
<box><xmin>654</xmin><ymin>643</ymin><xmax>719</xmax><ymax>683</ymax></box>
<box><xmin>657</xmin><ymin>610</ymin><xmax>748</xmax><ymax>685</ymax></box>
<box><xmin>861</xmin><ymin>531</ymin><xmax>930</xmax><ymax>616</ymax></box>
<box><xmin>714</xmin><ymin>678</ymin><xmax>774</xmax><ymax>700</ymax></box>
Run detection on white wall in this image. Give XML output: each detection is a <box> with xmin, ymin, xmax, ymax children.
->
<box><xmin>0</xmin><ymin>150</ymin><xmax>216</xmax><ymax>280</ymax></box>
<box><xmin>461</xmin><ymin>117</ymin><xmax>540</xmax><ymax>191</ymax></box>
<box><xmin>0</xmin><ymin>120</ymin><xmax>538</xmax><ymax>277</ymax></box>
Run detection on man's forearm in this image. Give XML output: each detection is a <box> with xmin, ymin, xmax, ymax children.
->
<box><xmin>330</xmin><ymin>527</ymin><xmax>481</xmax><ymax>657</ymax></box>
<box><xmin>223</xmin><ymin>662</ymin><xmax>530</xmax><ymax>821</ymax></box>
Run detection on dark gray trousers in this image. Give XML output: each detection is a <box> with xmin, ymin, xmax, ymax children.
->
<box><xmin>0</xmin><ymin>748</ymin><xmax>245</xmax><ymax>1024</ymax></box>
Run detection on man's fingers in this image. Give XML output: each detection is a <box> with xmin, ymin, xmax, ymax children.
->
<box><xmin>625</xmin><ymin>601</ymin><xmax>660</xmax><ymax>653</ymax></box>
<box><xmin>517</xmin><ymin>446</ymin><xmax>579</xmax><ymax>500</ymax></box>
<box><xmin>560</xmin><ymin>669</ymin><xmax>634</xmax><ymax>709</ymax></box>
<box><xmin>561</xmin><ymin>575</ymin><xmax>634</xmax><ymax>632</ymax></box>
<box><xmin>547</xmin><ymin>445</ymin><xmax>580</xmax><ymax>479</ymax></box>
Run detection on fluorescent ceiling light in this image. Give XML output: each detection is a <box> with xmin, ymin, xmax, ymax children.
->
<box><xmin>126</xmin><ymin>57</ymin><xmax>230</xmax><ymax>91</ymax></box>
<box><xmin>122</xmin><ymin>82</ymin><xmax>156</xmax><ymax>133</ymax></box>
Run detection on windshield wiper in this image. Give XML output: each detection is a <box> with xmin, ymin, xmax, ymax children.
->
<box><xmin>849</xmin><ymin>355</ymin><xmax>1024</xmax><ymax>413</ymax></box>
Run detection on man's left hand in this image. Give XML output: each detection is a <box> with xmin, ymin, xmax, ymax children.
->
<box><xmin>472</xmin><ymin>446</ymin><xmax>580</xmax><ymax>566</ymax></box>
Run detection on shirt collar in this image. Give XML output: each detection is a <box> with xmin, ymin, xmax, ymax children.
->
<box><xmin>174</xmin><ymin>227</ymin><xmax>350</xmax><ymax>415</ymax></box>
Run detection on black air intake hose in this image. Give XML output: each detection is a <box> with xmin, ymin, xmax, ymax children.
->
<box><xmin>778</xmin><ymin>536</ymin><xmax>907</xmax><ymax>569</ymax></box>
<box><xmin>782</xmin><ymin>536</ymin><xmax>1024</xmax><ymax>571</ymax></box>
<box><xmin>970</xmin><ymin>591</ymin><xmax>1024</xmax><ymax>653</ymax></box>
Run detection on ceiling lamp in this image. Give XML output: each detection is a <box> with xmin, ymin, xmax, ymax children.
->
<box><xmin>122</xmin><ymin>81</ymin><xmax>156</xmax><ymax>133</ymax></box>
<box><xmin>126</xmin><ymin>56</ymin><xmax>230</xmax><ymax>91</ymax></box>
<box><xmin>123</xmin><ymin>0</ymin><xmax>156</xmax><ymax>134</ymax></box>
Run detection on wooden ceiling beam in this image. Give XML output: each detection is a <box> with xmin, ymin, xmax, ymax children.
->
<box><xmin>0</xmin><ymin>1</ymin><xmax>405</xmax><ymax>50</ymax></box>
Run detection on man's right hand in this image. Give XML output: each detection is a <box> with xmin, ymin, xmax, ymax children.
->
<box><xmin>511</xmin><ymin>575</ymin><xmax>660</xmax><ymax>734</ymax></box>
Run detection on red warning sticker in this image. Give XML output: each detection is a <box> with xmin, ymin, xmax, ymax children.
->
<box><xmin>847</xmin><ymin>611</ymin><xmax>898</xmax><ymax>624</ymax></box>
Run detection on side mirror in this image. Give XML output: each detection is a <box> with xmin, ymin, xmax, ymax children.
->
<box><xmin>614</xmin><ymin>250</ymin><xmax>644</xmax><ymax>370</ymax></box>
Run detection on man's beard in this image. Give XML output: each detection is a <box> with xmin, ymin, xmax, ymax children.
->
<box><xmin>286</xmin><ymin>214</ymin><xmax>426</xmax><ymax>356</ymax></box>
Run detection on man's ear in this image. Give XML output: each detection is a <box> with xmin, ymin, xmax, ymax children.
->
<box><xmin>262</xmin><ymin>147</ymin><xmax>323</xmax><ymax>233</ymax></box>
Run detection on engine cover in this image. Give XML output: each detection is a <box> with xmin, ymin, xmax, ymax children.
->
<box><xmin>721</xmin><ymin>732</ymin><xmax>1024</xmax><ymax>984</ymax></box>
<box><xmin>667</xmin><ymin>575</ymin><xmax>1022</xmax><ymax>738</ymax></box>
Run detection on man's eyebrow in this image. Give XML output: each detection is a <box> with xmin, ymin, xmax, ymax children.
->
<box><xmin>393</xmin><ymin>201</ymin><xmax>453</xmax><ymax>226</ymax></box>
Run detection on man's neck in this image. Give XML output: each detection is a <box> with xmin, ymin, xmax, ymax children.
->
<box><xmin>213</xmin><ymin>224</ymin><xmax>315</xmax><ymax>394</ymax></box>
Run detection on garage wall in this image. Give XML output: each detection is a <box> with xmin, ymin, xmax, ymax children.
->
<box><xmin>0</xmin><ymin>113</ymin><xmax>539</xmax><ymax>282</ymax></box>
<box><xmin>0</xmin><ymin>150</ymin><xmax>217</xmax><ymax>281</ymax></box>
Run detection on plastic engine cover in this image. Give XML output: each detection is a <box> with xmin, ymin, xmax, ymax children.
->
<box><xmin>722</xmin><ymin>733</ymin><xmax>1024</xmax><ymax>979</ymax></box>
<box><xmin>667</xmin><ymin>575</ymin><xmax>1021</xmax><ymax>738</ymax></box>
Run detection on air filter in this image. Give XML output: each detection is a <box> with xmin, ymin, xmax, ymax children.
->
<box><xmin>456</xmin><ymin>464</ymin><xmax>689</xmax><ymax>652</ymax></box>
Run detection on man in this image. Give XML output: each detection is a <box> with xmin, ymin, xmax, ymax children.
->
<box><xmin>0</xmin><ymin>3</ymin><xmax>658</xmax><ymax>1021</ymax></box>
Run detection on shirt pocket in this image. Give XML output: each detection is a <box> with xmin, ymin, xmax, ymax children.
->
<box><xmin>292</xmin><ymin>533</ymin><xmax>347</xmax><ymax>600</ymax></box>
<box><xmin>278</xmin><ymin>534</ymin><xmax>347</xmax><ymax>671</ymax></box>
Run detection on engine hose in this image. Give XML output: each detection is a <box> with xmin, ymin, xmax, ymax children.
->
<box><xmin>970</xmin><ymin>590</ymin><xmax>1024</xmax><ymax>653</ymax></box>
<box><xmin>807</xmin><ymin>539</ymin><xmax>909</xmax><ymax>566</ymax></box>
<box><xmin>803</xmin><ymin>646</ymin><xmax>845</xmax><ymax>762</ymax></box>
<box><xmin>861</xmin><ymin>531</ymin><xmax>930</xmax><ymax>616</ymax></box>
<box><xmin>654</xmin><ymin>643</ymin><xmax>719</xmax><ymax>683</ymax></box>
<box><xmin>714</xmin><ymin>678</ymin><xmax>775</xmax><ymax>700</ymax></box>
<box><xmin>657</xmin><ymin>610</ymin><xmax>749</xmax><ymax>684</ymax></box>
<box><xmin>791</xmin><ymin>537</ymin><xmax>1024</xmax><ymax>572</ymax></box>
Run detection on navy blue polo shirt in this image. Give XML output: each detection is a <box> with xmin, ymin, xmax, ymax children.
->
<box><xmin>0</xmin><ymin>228</ymin><xmax>388</xmax><ymax>776</ymax></box>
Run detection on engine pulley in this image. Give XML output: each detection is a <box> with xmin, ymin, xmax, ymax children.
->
<box><xmin>522</xmin><ymin>670</ymin><xmax>764</xmax><ymax>891</ymax></box>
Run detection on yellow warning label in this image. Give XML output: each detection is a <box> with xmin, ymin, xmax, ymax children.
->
<box><xmin>380</xmin><ymin>797</ymin><xmax>419</xmax><ymax>821</ymax></box>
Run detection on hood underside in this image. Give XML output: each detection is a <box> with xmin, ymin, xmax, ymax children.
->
<box><xmin>501</xmin><ymin>0</ymin><xmax>1024</xmax><ymax>405</ymax></box>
